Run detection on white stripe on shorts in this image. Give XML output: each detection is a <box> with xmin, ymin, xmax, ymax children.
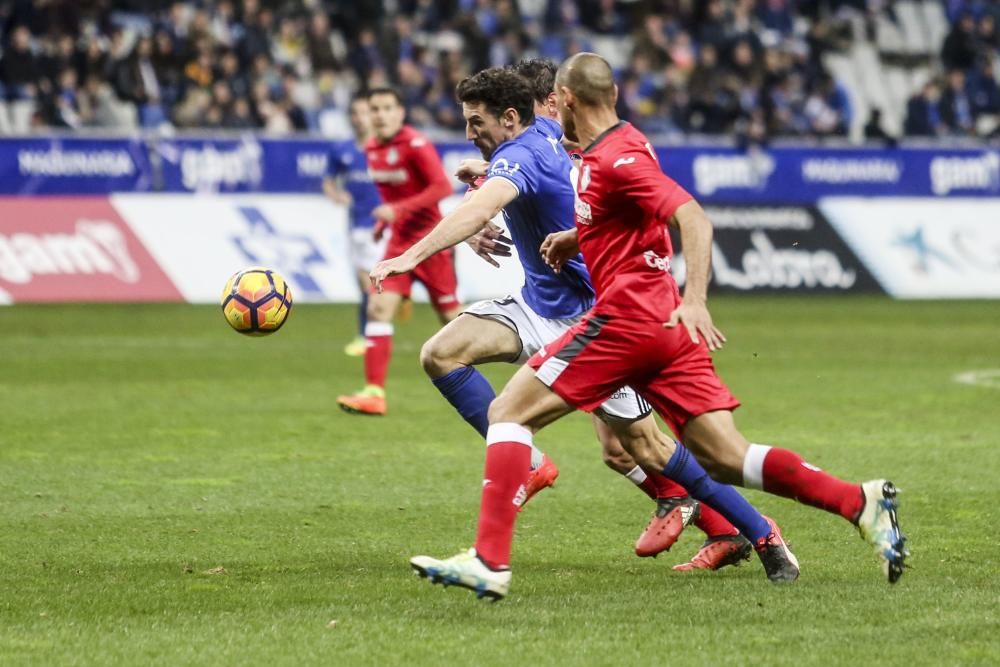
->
<box><xmin>535</xmin><ymin>356</ymin><xmax>569</xmax><ymax>387</ymax></box>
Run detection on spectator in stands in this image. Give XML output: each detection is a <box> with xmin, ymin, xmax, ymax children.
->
<box><xmin>904</xmin><ymin>81</ymin><xmax>944</xmax><ymax>137</ymax></box>
<box><xmin>968</xmin><ymin>58</ymin><xmax>1000</xmax><ymax>118</ymax></box>
<box><xmin>1</xmin><ymin>26</ymin><xmax>40</xmax><ymax>100</ymax></box>
<box><xmin>941</xmin><ymin>12</ymin><xmax>979</xmax><ymax>71</ymax></box>
<box><xmin>939</xmin><ymin>68</ymin><xmax>976</xmax><ymax>135</ymax></box>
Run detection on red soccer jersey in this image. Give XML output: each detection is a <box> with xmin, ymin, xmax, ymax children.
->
<box><xmin>365</xmin><ymin>125</ymin><xmax>452</xmax><ymax>245</ymax></box>
<box><xmin>574</xmin><ymin>121</ymin><xmax>693</xmax><ymax>323</ymax></box>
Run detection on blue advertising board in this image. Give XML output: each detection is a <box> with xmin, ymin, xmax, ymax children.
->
<box><xmin>0</xmin><ymin>136</ymin><xmax>152</xmax><ymax>194</ymax></box>
<box><xmin>2</xmin><ymin>134</ymin><xmax>998</xmax><ymax>201</ymax></box>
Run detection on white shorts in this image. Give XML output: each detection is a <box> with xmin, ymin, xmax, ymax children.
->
<box><xmin>463</xmin><ymin>292</ymin><xmax>652</xmax><ymax>421</ymax></box>
<box><xmin>350</xmin><ymin>226</ymin><xmax>388</xmax><ymax>273</ymax></box>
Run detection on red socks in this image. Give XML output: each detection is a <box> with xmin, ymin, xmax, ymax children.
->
<box><xmin>744</xmin><ymin>444</ymin><xmax>863</xmax><ymax>522</ymax></box>
<box><xmin>474</xmin><ymin>423</ymin><xmax>533</xmax><ymax>569</ymax></box>
<box><xmin>363</xmin><ymin>322</ymin><xmax>393</xmax><ymax>388</ymax></box>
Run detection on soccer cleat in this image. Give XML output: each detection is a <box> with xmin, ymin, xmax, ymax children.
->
<box><xmin>855</xmin><ymin>479</ymin><xmax>908</xmax><ymax>584</ymax></box>
<box><xmin>410</xmin><ymin>548</ymin><xmax>511</xmax><ymax>600</ymax></box>
<box><xmin>754</xmin><ymin>516</ymin><xmax>800</xmax><ymax>582</ymax></box>
<box><xmin>634</xmin><ymin>496</ymin><xmax>700</xmax><ymax>557</ymax></box>
<box><xmin>343</xmin><ymin>336</ymin><xmax>368</xmax><ymax>357</ymax></box>
<box><xmin>518</xmin><ymin>454</ymin><xmax>559</xmax><ymax>511</ymax></box>
<box><xmin>672</xmin><ymin>534</ymin><xmax>753</xmax><ymax>571</ymax></box>
<box><xmin>337</xmin><ymin>385</ymin><xmax>387</xmax><ymax>416</ymax></box>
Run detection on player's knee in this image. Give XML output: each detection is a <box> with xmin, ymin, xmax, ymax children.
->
<box><xmin>598</xmin><ymin>432</ymin><xmax>634</xmax><ymax>473</ymax></box>
<box><xmin>487</xmin><ymin>394</ymin><xmax>516</xmax><ymax>424</ymax></box>
<box><xmin>367</xmin><ymin>296</ymin><xmax>394</xmax><ymax>322</ymax></box>
<box><xmin>420</xmin><ymin>338</ymin><xmax>458</xmax><ymax>378</ymax></box>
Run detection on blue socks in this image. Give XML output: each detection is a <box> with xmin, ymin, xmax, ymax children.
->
<box><xmin>431</xmin><ymin>366</ymin><xmax>495</xmax><ymax>438</ymax></box>
<box><xmin>358</xmin><ymin>291</ymin><xmax>369</xmax><ymax>336</ymax></box>
<box><xmin>663</xmin><ymin>443</ymin><xmax>771</xmax><ymax>543</ymax></box>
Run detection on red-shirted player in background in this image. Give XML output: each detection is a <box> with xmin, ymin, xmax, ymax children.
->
<box><xmin>408</xmin><ymin>53</ymin><xmax>907</xmax><ymax>600</ymax></box>
<box><xmin>337</xmin><ymin>88</ymin><xmax>461</xmax><ymax>416</ymax></box>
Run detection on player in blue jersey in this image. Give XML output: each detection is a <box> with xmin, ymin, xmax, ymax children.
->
<box><xmin>371</xmin><ymin>68</ymin><xmax>795</xmax><ymax>593</ymax></box>
<box><xmin>323</xmin><ymin>94</ymin><xmax>384</xmax><ymax>357</ymax></box>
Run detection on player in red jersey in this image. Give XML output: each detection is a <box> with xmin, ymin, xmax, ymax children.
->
<box><xmin>408</xmin><ymin>53</ymin><xmax>906</xmax><ymax>600</ymax></box>
<box><xmin>337</xmin><ymin>88</ymin><xmax>461</xmax><ymax>416</ymax></box>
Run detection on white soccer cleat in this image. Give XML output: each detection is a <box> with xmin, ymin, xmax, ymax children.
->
<box><xmin>856</xmin><ymin>480</ymin><xmax>908</xmax><ymax>584</ymax></box>
<box><xmin>410</xmin><ymin>548</ymin><xmax>511</xmax><ymax>600</ymax></box>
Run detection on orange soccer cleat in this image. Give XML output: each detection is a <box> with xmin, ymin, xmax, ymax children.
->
<box><xmin>337</xmin><ymin>385</ymin><xmax>387</xmax><ymax>416</ymax></box>
<box><xmin>672</xmin><ymin>534</ymin><xmax>753</xmax><ymax>572</ymax></box>
<box><xmin>634</xmin><ymin>496</ymin><xmax>700</xmax><ymax>557</ymax></box>
<box><xmin>518</xmin><ymin>455</ymin><xmax>559</xmax><ymax>511</ymax></box>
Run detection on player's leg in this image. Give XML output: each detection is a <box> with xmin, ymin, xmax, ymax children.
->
<box><xmin>345</xmin><ymin>226</ymin><xmax>384</xmax><ymax>356</ymax></box>
<box><xmin>596</xmin><ymin>409</ymin><xmax>793</xmax><ymax>580</ymax></box>
<box><xmin>592</xmin><ymin>414</ymin><xmax>748</xmax><ymax>566</ymax></box>
<box><xmin>425</xmin><ymin>294</ymin><xmax>573</xmax><ymax>511</ymax></box>
<box><xmin>336</xmin><ymin>281</ymin><xmax>405</xmax><ymax>416</ymax></box>
<box><xmin>410</xmin><ymin>364</ymin><xmax>575</xmax><ymax>600</ymax></box>
<box><xmin>420</xmin><ymin>311</ymin><xmax>520</xmax><ymax>436</ymax></box>
<box><xmin>344</xmin><ymin>268</ymin><xmax>371</xmax><ymax>357</ymax></box>
<box><xmin>681</xmin><ymin>410</ymin><xmax>908</xmax><ymax>583</ymax></box>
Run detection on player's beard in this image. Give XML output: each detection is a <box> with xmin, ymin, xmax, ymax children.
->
<box><xmin>474</xmin><ymin>139</ymin><xmax>494</xmax><ymax>160</ymax></box>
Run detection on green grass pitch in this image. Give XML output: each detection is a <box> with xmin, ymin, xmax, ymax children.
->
<box><xmin>1</xmin><ymin>298</ymin><xmax>998</xmax><ymax>666</ymax></box>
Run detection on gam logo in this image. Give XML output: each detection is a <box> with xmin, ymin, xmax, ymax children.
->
<box><xmin>693</xmin><ymin>152</ymin><xmax>775</xmax><ymax>195</ymax></box>
<box><xmin>929</xmin><ymin>152</ymin><xmax>1000</xmax><ymax>195</ymax></box>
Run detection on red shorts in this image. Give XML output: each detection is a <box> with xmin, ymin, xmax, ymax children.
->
<box><xmin>527</xmin><ymin>313</ymin><xmax>740</xmax><ymax>437</ymax></box>
<box><xmin>379</xmin><ymin>240</ymin><xmax>459</xmax><ymax>314</ymax></box>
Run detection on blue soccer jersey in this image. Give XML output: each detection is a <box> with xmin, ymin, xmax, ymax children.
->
<box><xmin>485</xmin><ymin>121</ymin><xmax>594</xmax><ymax>320</ymax></box>
<box><xmin>327</xmin><ymin>141</ymin><xmax>380</xmax><ymax>229</ymax></box>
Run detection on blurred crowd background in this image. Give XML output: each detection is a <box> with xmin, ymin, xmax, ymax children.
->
<box><xmin>1</xmin><ymin>0</ymin><xmax>998</xmax><ymax>142</ymax></box>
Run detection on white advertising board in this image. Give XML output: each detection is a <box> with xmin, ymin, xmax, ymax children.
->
<box><xmin>111</xmin><ymin>193</ymin><xmax>524</xmax><ymax>304</ymax></box>
<box><xmin>818</xmin><ymin>197</ymin><xmax>1000</xmax><ymax>298</ymax></box>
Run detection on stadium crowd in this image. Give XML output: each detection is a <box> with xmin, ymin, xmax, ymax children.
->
<box><xmin>0</xmin><ymin>0</ymin><xmax>998</xmax><ymax>140</ymax></box>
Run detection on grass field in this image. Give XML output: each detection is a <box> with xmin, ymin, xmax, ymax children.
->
<box><xmin>1</xmin><ymin>297</ymin><xmax>998</xmax><ymax>666</ymax></box>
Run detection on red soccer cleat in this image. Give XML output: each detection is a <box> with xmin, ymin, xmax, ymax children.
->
<box><xmin>518</xmin><ymin>455</ymin><xmax>559</xmax><ymax>511</ymax></box>
<box><xmin>672</xmin><ymin>534</ymin><xmax>753</xmax><ymax>571</ymax></box>
<box><xmin>634</xmin><ymin>496</ymin><xmax>700</xmax><ymax>557</ymax></box>
<box><xmin>337</xmin><ymin>386</ymin><xmax>387</xmax><ymax>416</ymax></box>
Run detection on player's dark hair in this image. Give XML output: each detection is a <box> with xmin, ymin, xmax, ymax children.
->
<box><xmin>367</xmin><ymin>86</ymin><xmax>404</xmax><ymax>107</ymax></box>
<box><xmin>350</xmin><ymin>91</ymin><xmax>370</xmax><ymax>105</ymax></box>
<box><xmin>456</xmin><ymin>68</ymin><xmax>535</xmax><ymax>126</ymax></box>
<box><xmin>511</xmin><ymin>58</ymin><xmax>558</xmax><ymax>104</ymax></box>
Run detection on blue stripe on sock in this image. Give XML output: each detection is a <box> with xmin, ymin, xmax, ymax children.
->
<box><xmin>664</xmin><ymin>443</ymin><xmax>770</xmax><ymax>542</ymax></box>
<box><xmin>431</xmin><ymin>366</ymin><xmax>495</xmax><ymax>439</ymax></box>
<box><xmin>359</xmin><ymin>292</ymin><xmax>369</xmax><ymax>336</ymax></box>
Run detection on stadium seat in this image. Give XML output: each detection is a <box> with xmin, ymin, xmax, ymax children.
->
<box><xmin>895</xmin><ymin>2</ymin><xmax>930</xmax><ymax>55</ymax></box>
<box><xmin>0</xmin><ymin>101</ymin><xmax>11</xmax><ymax>135</ymax></box>
<box><xmin>921</xmin><ymin>1</ymin><xmax>950</xmax><ymax>54</ymax></box>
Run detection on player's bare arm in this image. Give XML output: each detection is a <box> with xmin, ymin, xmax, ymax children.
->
<box><xmin>371</xmin><ymin>177</ymin><xmax>518</xmax><ymax>290</ymax></box>
<box><xmin>322</xmin><ymin>176</ymin><xmax>352</xmax><ymax>206</ymax></box>
<box><xmin>540</xmin><ymin>228</ymin><xmax>579</xmax><ymax>273</ymax></box>
<box><xmin>664</xmin><ymin>200</ymin><xmax>726</xmax><ymax>351</ymax></box>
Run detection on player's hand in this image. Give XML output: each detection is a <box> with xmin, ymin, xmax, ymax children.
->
<box><xmin>540</xmin><ymin>229</ymin><xmax>579</xmax><ymax>274</ymax></box>
<box><xmin>328</xmin><ymin>191</ymin><xmax>352</xmax><ymax>206</ymax></box>
<box><xmin>370</xmin><ymin>254</ymin><xmax>417</xmax><ymax>293</ymax></box>
<box><xmin>455</xmin><ymin>159</ymin><xmax>489</xmax><ymax>185</ymax></box>
<box><xmin>373</xmin><ymin>204</ymin><xmax>396</xmax><ymax>223</ymax></box>
<box><xmin>465</xmin><ymin>222</ymin><xmax>513</xmax><ymax>268</ymax></box>
<box><xmin>664</xmin><ymin>300</ymin><xmax>727</xmax><ymax>351</ymax></box>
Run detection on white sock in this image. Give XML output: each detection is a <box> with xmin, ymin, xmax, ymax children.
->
<box><xmin>625</xmin><ymin>465</ymin><xmax>648</xmax><ymax>485</ymax></box>
<box><xmin>742</xmin><ymin>443</ymin><xmax>772</xmax><ymax>491</ymax></box>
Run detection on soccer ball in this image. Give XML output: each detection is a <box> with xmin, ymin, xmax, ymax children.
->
<box><xmin>220</xmin><ymin>267</ymin><xmax>293</xmax><ymax>336</ymax></box>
